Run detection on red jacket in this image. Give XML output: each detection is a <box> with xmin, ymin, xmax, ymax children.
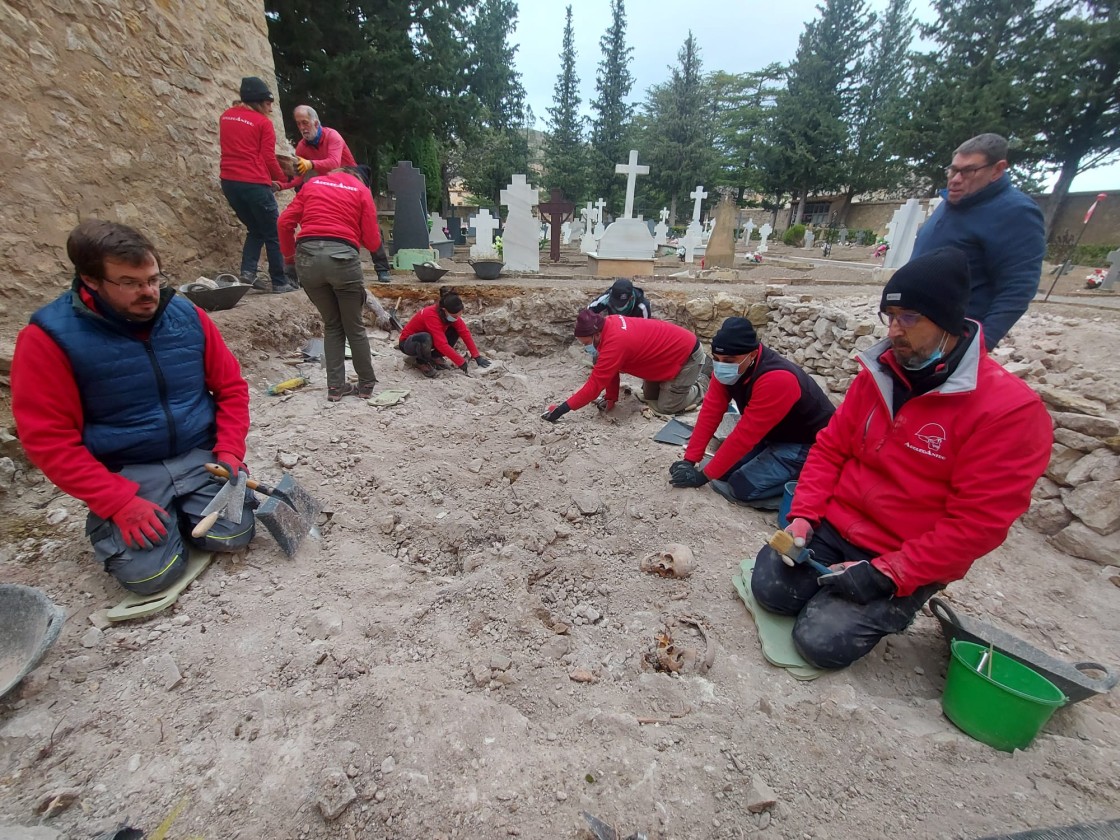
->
<box><xmin>398</xmin><ymin>305</ymin><xmax>481</xmax><ymax>368</ymax></box>
<box><xmin>566</xmin><ymin>316</ymin><xmax>698</xmax><ymax>410</ymax></box>
<box><xmin>219</xmin><ymin>106</ymin><xmax>287</xmax><ymax>185</ymax></box>
<box><xmin>789</xmin><ymin>325</ymin><xmax>1052</xmax><ymax>597</ymax></box>
<box><xmin>294</xmin><ymin>126</ymin><xmax>356</xmax><ymax>184</ymax></box>
<box><xmin>11</xmin><ymin>287</ymin><xmax>250</xmax><ymax>520</ymax></box>
<box><xmin>278</xmin><ymin>171</ymin><xmax>382</xmax><ymax>262</ymax></box>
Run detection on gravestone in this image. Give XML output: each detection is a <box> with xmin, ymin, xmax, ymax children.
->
<box><xmin>743</xmin><ymin>218</ymin><xmax>756</xmax><ymax>250</ymax></box>
<box><xmin>1101</xmin><ymin>247</ymin><xmax>1120</xmax><ymax>291</ymax></box>
<box><xmin>469</xmin><ymin>208</ymin><xmax>500</xmax><ymax>258</ymax></box>
<box><xmin>705</xmin><ymin>196</ymin><xmax>736</xmax><ymax>269</ymax></box>
<box><xmin>447</xmin><ymin>216</ymin><xmax>464</xmax><ymax>245</ymax></box>
<box><xmin>429</xmin><ymin>211</ymin><xmax>453</xmax><ymax>259</ymax></box>
<box><xmin>758</xmin><ymin>222</ymin><xmax>773</xmax><ymax>253</ymax></box>
<box><xmin>571</xmin><ymin>212</ymin><xmax>584</xmax><ymax>243</ymax></box>
<box><xmin>561</xmin><ymin>221</ymin><xmax>572</xmax><ymax>244</ymax></box>
<box><xmin>595</xmin><ymin>150</ymin><xmax>655</xmax><ymax>263</ymax></box>
<box><xmin>387</xmin><ymin>161</ymin><xmax>431</xmax><ymax>254</ymax></box>
<box><xmin>856</xmin><ymin>230</ymin><xmax>868</xmax><ymax>246</ymax></box>
<box><xmin>681</xmin><ymin>185</ymin><xmax>708</xmax><ymax>263</ymax></box>
<box><xmin>838</xmin><ymin>226</ymin><xmax>848</xmax><ymax>245</ymax></box>
<box><xmin>883</xmin><ymin>199</ymin><xmax>925</xmax><ymax>269</ymax></box>
<box><xmin>539</xmin><ymin>188</ymin><xmax>575</xmax><ymax>262</ymax></box>
<box><xmin>654</xmin><ymin>207</ymin><xmax>670</xmax><ymax>246</ymax></box>
<box><xmin>593</xmin><ymin>198</ymin><xmax>606</xmax><ymax>237</ymax></box>
<box><xmin>803</xmin><ymin>229</ymin><xmax>815</xmax><ymax>250</ymax></box>
<box><xmin>500</xmin><ymin>174</ymin><xmax>540</xmax><ymax>272</ymax></box>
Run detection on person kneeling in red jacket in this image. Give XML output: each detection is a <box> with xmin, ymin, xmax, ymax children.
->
<box><xmin>750</xmin><ymin>247</ymin><xmax>1052</xmax><ymax>669</ymax></box>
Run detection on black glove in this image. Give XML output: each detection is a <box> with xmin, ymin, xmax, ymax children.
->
<box><xmin>669</xmin><ymin>463</ymin><xmax>709</xmax><ymax>488</ymax></box>
<box><xmin>541</xmin><ymin>401</ymin><xmax>571</xmax><ymax>423</ymax></box>
<box><xmin>458</xmin><ymin>360</ymin><xmax>469</xmax><ymax>374</ymax></box>
<box><xmin>817</xmin><ymin>560</ymin><xmax>896</xmax><ymax>605</ymax></box>
<box><xmin>668</xmin><ymin>459</ymin><xmax>694</xmax><ymax>478</ymax></box>
<box><xmin>474</xmin><ymin>356</ymin><xmax>492</xmax><ymax>368</ymax></box>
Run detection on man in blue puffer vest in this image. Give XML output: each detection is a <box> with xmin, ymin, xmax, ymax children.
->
<box><xmin>11</xmin><ymin>220</ymin><xmax>255</xmax><ymax>594</ymax></box>
<box><xmin>910</xmin><ymin>133</ymin><xmax>1046</xmax><ymax>350</ymax></box>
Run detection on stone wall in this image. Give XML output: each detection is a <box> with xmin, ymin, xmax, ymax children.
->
<box><xmin>0</xmin><ymin>0</ymin><xmax>288</xmax><ymax>330</ymax></box>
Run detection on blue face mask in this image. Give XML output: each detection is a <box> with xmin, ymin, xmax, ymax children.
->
<box><xmin>900</xmin><ymin>334</ymin><xmax>948</xmax><ymax>371</ymax></box>
<box><xmin>712</xmin><ymin>360</ymin><xmax>742</xmax><ymax>385</ymax></box>
<box><xmin>585</xmin><ymin>344</ymin><xmax>599</xmax><ymax>361</ymax></box>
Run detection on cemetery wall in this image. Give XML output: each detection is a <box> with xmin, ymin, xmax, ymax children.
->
<box><xmin>0</xmin><ymin>0</ymin><xmax>288</xmax><ymax>328</ymax></box>
<box><xmin>1039</xmin><ymin>191</ymin><xmax>1120</xmax><ymax>246</ymax></box>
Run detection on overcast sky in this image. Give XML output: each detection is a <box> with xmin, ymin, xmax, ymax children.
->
<box><xmin>508</xmin><ymin>0</ymin><xmax>1117</xmax><ymax>193</ymax></box>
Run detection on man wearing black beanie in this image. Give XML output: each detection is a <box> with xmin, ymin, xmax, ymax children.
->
<box><xmin>749</xmin><ymin>247</ymin><xmax>1053</xmax><ymax>670</ymax></box>
<box><xmin>668</xmin><ymin>317</ymin><xmax>834</xmax><ymax>509</ymax></box>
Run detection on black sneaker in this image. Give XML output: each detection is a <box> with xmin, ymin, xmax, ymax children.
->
<box><xmin>377</xmin><ymin>271</ymin><xmax>392</xmax><ymax>284</ymax></box>
<box><xmin>249</xmin><ymin>276</ymin><xmax>271</xmax><ymax>293</ymax></box>
<box><xmin>272</xmin><ymin>283</ymin><xmax>300</xmax><ymax>294</ymax></box>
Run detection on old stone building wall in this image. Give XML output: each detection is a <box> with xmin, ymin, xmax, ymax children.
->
<box><xmin>0</xmin><ymin>0</ymin><xmax>290</xmax><ymax>330</ymax></box>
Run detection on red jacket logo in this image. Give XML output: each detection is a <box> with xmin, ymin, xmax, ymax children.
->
<box><xmin>906</xmin><ymin>423</ymin><xmax>948</xmax><ymax>460</ymax></box>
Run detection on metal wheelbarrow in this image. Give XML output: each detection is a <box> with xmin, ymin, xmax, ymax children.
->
<box><xmin>0</xmin><ymin>584</ymin><xmax>66</xmax><ymax>699</ymax></box>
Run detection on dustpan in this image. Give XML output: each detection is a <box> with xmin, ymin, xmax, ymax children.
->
<box><xmin>930</xmin><ymin>597</ymin><xmax>1116</xmax><ymax>705</ymax></box>
<box><xmin>0</xmin><ymin>584</ymin><xmax>66</xmax><ymax>697</ymax></box>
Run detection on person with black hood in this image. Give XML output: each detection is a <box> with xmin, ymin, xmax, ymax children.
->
<box><xmin>749</xmin><ymin>247</ymin><xmax>1052</xmax><ymax>670</ymax></box>
<box><xmin>278</xmin><ymin>165</ymin><xmax>382</xmax><ymax>401</ymax></box>
<box><xmin>218</xmin><ymin>76</ymin><xmax>297</xmax><ymax>293</ymax></box>
<box><xmin>588</xmin><ymin>278</ymin><xmax>652</xmax><ymax>318</ymax></box>
<box><xmin>668</xmin><ymin>317</ymin><xmax>834</xmax><ymax>508</ymax></box>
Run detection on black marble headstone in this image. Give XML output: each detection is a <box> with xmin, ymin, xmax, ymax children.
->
<box><xmin>447</xmin><ymin>216</ymin><xmax>464</xmax><ymax>245</ymax></box>
<box><xmin>387</xmin><ymin>161</ymin><xmax>431</xmax><ymax>254</ymax></box>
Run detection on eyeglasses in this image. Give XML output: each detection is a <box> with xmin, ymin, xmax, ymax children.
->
<box><xmin>879</xmin><ymin>310</ymin><xmax>923</xmax><ymax>329</ymax></box>
<box><xmin>944</xmin><ymin>162</ymin><xmax>996</xmax><ymax>179</ymax></box>
<box><xmin>102</xmin><ymin>273</ymin><xmax>170</xmax><ymax>292</ymax></box>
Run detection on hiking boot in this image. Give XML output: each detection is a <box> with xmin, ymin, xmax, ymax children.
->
<box><xmin>272</xmin><ymin>282</ymin><xmax>300</xmax><ymax>294</ymax></box>
<box><xmin>416</xmin><ymin>363</ymin><xmax>438</xmax><ymax>379</ymax></box>
<box><xmin>248</xmin><ymin>275</ymin><xmax>271</xmax><ymax>293</ymax></box>
<box><xmin>327</xmin><ymin>382</ymin><xmax>357</xmax><ymax>402</ymax></box>
<box><xmin>377</xmin><ymin>271</ymin><xmax>392</xmax><ymax>284</ymax></box>
<box><xmin>358</xmin><ymin>379</ymin><xmax>377</xmax><ymax>399</ymax></box>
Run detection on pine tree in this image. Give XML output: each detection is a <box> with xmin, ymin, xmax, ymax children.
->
<box><xmin>588</xmin><ymin>0</ymin><xmax>635</xmax><ymax>211</ymax></box>
<box><xmin>709</xmin><ymin>65</ymin><xmax>786</xmax><ymax>210</ymax></box>
<box><xmin>762</xmin><ymin>0</ymin><xmax>873</xmax><ymax>221</ymax></box>
<box><xmin>841</xmin><ymin>0</ymin><xmax>914</xmax><ymax>208</ymax></box>
<box><xmin>640</xmin><ymin>33</ymin><xmax>716</xmax><ymax>223</ymax></box>
<box><xmin>1026</xmin><ymin>0</ymin><xmax>1120</xmax><ymax>235</ymax></box>
<box><xmin>543</xmin><ymin>6</ymin><xmax>587</xmax><ymax>202</ymax></box>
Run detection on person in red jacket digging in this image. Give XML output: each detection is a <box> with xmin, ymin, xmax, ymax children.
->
<box><xmin>542</xmin><ymin>309</ymin><xmax>708</xmax><ymax>422</ymax></box>
<box><xmin>11</xmin><ymin>220</ymin><xmax>255</xmax><ymax>594</ymax></box>
<box><xmin>397</xmin><ymin>291</ymin><xmax>491</xmax><ymax>378</ymax></box>
<box><xmin>751</xmin><ymin>247</ymin><xmax>1052</xmax><ymax>669</ymax></box>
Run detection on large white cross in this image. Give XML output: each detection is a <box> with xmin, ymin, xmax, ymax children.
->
<box><xmin>614</xmin><ymin>150</ymin><xmax>650</xmax><ymax>219</ymax></box>
<box><xmin>499</xmin><ymin>174</ymin><xmax>537</xmax><ymax>211</ymax></box>
<box><xmin>594</xmin><ymin>197</ymin><xmax>606</xmax><ymax>224</ymax></box>
<box><xmin>689</xmin><ymin>185</ymin><xmax>708</xmax><ymax>223</ymax></box>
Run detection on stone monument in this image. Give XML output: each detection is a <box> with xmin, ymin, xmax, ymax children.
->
<box><xmin>469</xmin><ymin>208</ymin><xmax>500</xmax><ymax>258</ymax></box>
<box><xmin>539</xmin><ymin>188</ymin><xmax>575</xmax><ymax>262</ymax></box>
<box><xmin>589</xmin><ymin>150</ymin><xmax>656</xmax><ymax>277</ymax></box>
<box><xmin>883</xmin><ymin>199</ymin><xmax>925</xmax><ymax>269</ymax></box>
<box><xmin>654</xmin><ymin>207</ymin><xmax>670</xmax><ymax>246</ymax></box>
<box><xmin>428</xmin><ymin>211</ymin><xmax>453</xmax><ymax>259</ymax></box>
<box><xmin>758</xmin><ymin>222</ymin><xmax>773</xmax><ymax>253</ymax></box>
<box><xmin>680</xmin><ymin>185</ymin><xmax>707</xmax><ymax>263</ymax></box>
<box><xmin>387</xmin><ymin>160</ymin><xmax>437</xmax><ymax>269</ymax></box>
<box><xmin>500</xmin><ymin>174</ymin><xmax>540</xmax><ymax>272</ymax></box>
<box><xmin>705</xmin><ymin>196</ymin><xmax>736</xmax><ymax>269</ymax></box>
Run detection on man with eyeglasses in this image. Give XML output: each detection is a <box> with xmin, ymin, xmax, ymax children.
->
<box><xmin>910</xmin><ymin>133</ymin><xmax>1045</xmax><ymax>349</ymax></box>
<box><xmin>749</xmin><ymin>247</ymin><xmax>1051</xmax><ymax>670</ymax></box>
<box><xmin>11</xmin><ymin>220</ymin><xmax>255</xmax><ymax>595</ymax></box>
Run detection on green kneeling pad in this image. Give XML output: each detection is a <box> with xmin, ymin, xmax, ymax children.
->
<box><xmin>731</xmin><ymin>557</ymin><xmax>826</xmax><ymax>681</ymax></box>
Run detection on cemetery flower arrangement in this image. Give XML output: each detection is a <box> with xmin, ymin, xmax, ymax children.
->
<box><xmin>745</xmin><ymin>252</ymin><xmax>763</xmax><ymax>264</ymax></box>
<box><xmin>1086</xmin><ymin>268</ymin><xmax>1105</xmax><ymax>289</ymax></box>
<box><xmin>493</xmin><ymin>235</ymin><xmax>503</xmax><ymax>258</ymax></box>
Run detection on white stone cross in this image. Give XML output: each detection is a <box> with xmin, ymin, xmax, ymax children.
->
<box><xmin>614</xmin><ymin>149</ymin><xmax>649</xmax><ymax>219</ymax></box>
<box><xmin>758</xmin><ymin>222</ymin><xmax>773</xmax><ymax>253</ymax></box>
<box><xmin>743</xmin><ymin>218</ymin><xmax>756</xmax><ymax>247</ymax></box>
<box><xmin>469</xmin><ymin>209</ymin><xmax>499</xmax><ymax>258</ymax></box>
<box><xmin>689</xmin><ymin>186</ymin><xmax>707</xmax><ymax>223</ymax></box>
<box><xmin>584</xmin><ymin>202</ymin><xmax>594</xmax><ymax>225</ymax></box>
<box><xmin>659</xmin><ymin>207</ymin><xmax>670</xmax><ymax>224</ymax></box>
<box><xmin>594</xmin><ymin>197</ymin><xmax>607</xmax><ymax>228</ymax></box>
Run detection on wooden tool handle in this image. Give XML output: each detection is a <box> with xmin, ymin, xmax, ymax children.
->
<box><xmin>205</xmin><ymin>462</ymin><xmax>266</xmax><ymax>493</ymax></box>
<box><xmin>191</xmin><ymin>510</ymin><xmax>221</xmax><ymax>539</ymax></box>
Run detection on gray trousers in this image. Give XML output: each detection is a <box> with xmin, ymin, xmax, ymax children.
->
<box><xmin>296</xmin><ymin>239</ymin><xmax>376</xmax><ymax>390</ymax></box>
<box><xmin>86</xmin><ymin>448</ymin><xmax>255</xmax><ymax>594</ymax></box>
<box><xmin>642</xmin><ymin>343</ymin><xmax>708</xmax><ymax>414</ymax></box>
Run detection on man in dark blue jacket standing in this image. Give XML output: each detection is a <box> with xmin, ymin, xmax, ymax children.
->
<box><xmin>910</xmin><ymin>133</ymin><xmax>1045</xmax><ymax>349</ymax></box>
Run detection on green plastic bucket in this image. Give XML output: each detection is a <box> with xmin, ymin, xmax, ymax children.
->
<box><xmin>942</xmin><ymin>640</ymin><xmax>1067</xmax><ymax>752</ymax></box>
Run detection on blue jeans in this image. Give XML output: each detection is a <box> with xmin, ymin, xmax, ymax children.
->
<box><xmin>721</xmin><ymin>441</ymin><xmax>810</xmax><ymax>502</ymax></box>
<box><xmin>221</xmin><ymin>179</ymin><xmax>285</xmax><ymax>286</ymax></box>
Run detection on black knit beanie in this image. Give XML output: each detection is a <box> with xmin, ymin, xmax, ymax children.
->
<box><xmin>240</xmin><ymin>76</ymin><xmax>273</xmax><ymax>103</ymax></box>
<box><xmin>712</xmin><ymin>317</ymin><xmax>759</xmax><ymax>355</ymax></box>
<box><xmin>882</xmin><ymin>247</ymin><xmax>971</xmax><ymax>335</ymax></box>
